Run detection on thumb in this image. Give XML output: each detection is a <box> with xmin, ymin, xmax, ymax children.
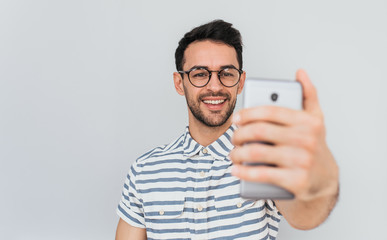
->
<box><xmin>296</xmin><ymin>69</ymin><xmax>322</xmax><ymax>116</ymax></box>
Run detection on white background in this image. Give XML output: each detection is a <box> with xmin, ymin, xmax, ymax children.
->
<box><xmin>1</xmin><ymin>0</ymin><xmax>386</xmax><ymax>239</ymax></box>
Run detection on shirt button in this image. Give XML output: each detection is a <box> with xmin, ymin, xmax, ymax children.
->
<box><xmin>237</xmin><ymin>202</ymin><xmax>242</xmax><ymax>208</ymax></box>
<box><xmin>200</xmin><ymin>171</ymin><xmax>205</xmax><ymax>177</ymax></box>
<box><xmin>197</xmin><ymin>205</ymin><xmax>203</xmax><ymax>212</ymax></box>
<box><xmin>202</xmin><ymin>148</ymin><xmax>208</xmax><ymax>154</ymax></box>
<box><xmin>159</xmin><ymin>210</ymin><xmax>164</xmax><ymax>215</ymax></box>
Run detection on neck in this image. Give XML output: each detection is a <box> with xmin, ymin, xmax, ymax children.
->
<box><xmin>188</xmin><ymin>114</ymin><xmax>233</xmax><ymax>147</ymax></box>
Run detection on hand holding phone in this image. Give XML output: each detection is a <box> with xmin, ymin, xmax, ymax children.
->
<box><xmin>231</xmin><ymin>71</ymin><xmax>339</xmax><ymax>227</ymax></box>
<box><xmin>239</xmin><ymin>78</ymin><xmax>303</xmax><ymax>199</ymax></box>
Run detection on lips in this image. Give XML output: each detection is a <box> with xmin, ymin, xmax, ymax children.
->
<box><xmin>200</xmin><ymin>95</ymin><xmax>228</xmax><ymax>111</ymax></box>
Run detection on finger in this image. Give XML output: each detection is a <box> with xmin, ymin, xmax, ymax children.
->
<box><xmin>231</xmin><ymin>164</ymin><xmax>306</xmax><ymax>194</ymax></box>
<box><xmin>232</xmin><ymin>121</ymin><xmax>313</xmax><ymax>147</ymax></box>
<box><xmin>233</xmin><ymin>105</ymin><xmax>306</xmax><ymax>127</ymax></box>
<box><xmin>232</xmin><ymin>122</ymin><xmax>288</xmax><ymax>146</ymax></box>
<box><xmin>230</xmin><ymin>143</ymin><xmax>277</xmax><ymax>165</ymax></box>
<box><xmin>230</xmin><ymin>144</ymin><xmax>308</xmax><ymax>168</ymax></box>
<box><xmin>296</xmin><ymin>69</ymin><xmax>323</xmax><ymax>116</ymax></box>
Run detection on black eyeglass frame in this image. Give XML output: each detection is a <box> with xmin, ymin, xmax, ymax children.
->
<box><xmin>178</xmin><ymin>66</ymin><xmax>243</xmax><ymax>88</ymax></box>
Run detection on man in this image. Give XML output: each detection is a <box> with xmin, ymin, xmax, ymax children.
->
<box><xmin>116</xmin><ymin>20</ymin><xmax>339</xmax><ymax>240</ymax></box>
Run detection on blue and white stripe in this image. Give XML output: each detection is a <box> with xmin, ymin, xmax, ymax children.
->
<box><xmin>117</xmin><ymin>125</ymin><xmax>281</xmax><ymax>239</ymax></box>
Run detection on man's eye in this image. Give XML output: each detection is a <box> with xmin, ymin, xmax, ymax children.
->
<box><xmin>192</xmin><ymin>72</ymin><xmax>208</xmax><ymax>78</ymax></box>
<box><xmin>221</xmin><ymin>72</ymin><xmax>234</xmax><ymax>77</ymax></box>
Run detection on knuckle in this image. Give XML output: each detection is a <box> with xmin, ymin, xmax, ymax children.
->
<box><xmin>310</xmin><ymin>116</ymin><xmax>325</xmax><ymax>135</ymax></box>
<box><xmin>293</xmin><ymin>171</ymin><xmax>310</xmax><ymax>191</ymax></box>
<box><xmin>290</xmin><ymin>133</ymin><xmax>306</xmax><ymax>147</ymax></box>
<box><xmin>291</xmin><ymin>131</ymin><xmax>318</xmax><ymax>151</ymax></box>
<box><xmin>303</xmin><ymin>136</ymin><xmax>318</xmax><ymax>151</ymax></box>
<box><xmin>297</xmin><ymin>152</ymin><xmax>313</xmax><ymax>169</ymax></box>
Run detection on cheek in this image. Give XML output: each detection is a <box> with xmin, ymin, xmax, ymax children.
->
<box><xmin>183</xmin><ymin>85</ymin><xmax>200</xmax><ymax>101</ymax></box>
<box><xmin>231</xmin><ymin>88</ymin><xmax>239</xmax><ymax>98</ymax></box>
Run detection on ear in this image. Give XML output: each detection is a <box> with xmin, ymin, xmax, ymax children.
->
<box><xmin>237</xmin><ymin>71</ymin><xmax>246</xmax><ymax>94</ymax></box>
<box><xmin>173</xmin><ymin>72</ymin><xmax>185</xmax><ymax>96</ymax></box>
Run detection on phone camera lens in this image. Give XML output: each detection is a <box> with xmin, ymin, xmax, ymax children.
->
<box><xmin>271</xmin><ymin>93</ymin><xmax>278</xmax><ymax>102</ymax></box>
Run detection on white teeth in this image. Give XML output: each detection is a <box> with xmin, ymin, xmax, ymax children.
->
<box><xmin>203</xmin><ymin>99</ymin><xmax>225</xmax><ymax>104</ymax></box>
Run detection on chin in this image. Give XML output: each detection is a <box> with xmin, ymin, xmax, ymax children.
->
<box><xmin>202</xmin><ymin>116</ymin><xmax>231</xmax><ymax>128</ymax></box>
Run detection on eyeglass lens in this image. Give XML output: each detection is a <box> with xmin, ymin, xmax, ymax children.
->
<box><xmin>188</xmin><ymin>68</ymin><xmax>240</xmax><ymax>87</ymax></box>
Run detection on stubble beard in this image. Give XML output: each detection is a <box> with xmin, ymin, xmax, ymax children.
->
<box><xmin>184</xmin><ymin>88</ymin><xmax>237</xmax><ymax>128</ymax></box>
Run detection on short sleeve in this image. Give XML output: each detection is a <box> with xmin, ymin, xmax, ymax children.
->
<box><xmin>116</xmin><ymin>164</ymin><xmax>145</xmax><ymax>228</ymax></box>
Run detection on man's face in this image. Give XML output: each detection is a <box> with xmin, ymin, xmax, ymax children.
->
<box><xmin>174</xmin><ymin>40</ymin><xmax>245</xmax><ymax>127</ymax></box>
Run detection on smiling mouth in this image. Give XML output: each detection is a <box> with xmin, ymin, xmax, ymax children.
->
<box><xmin>202</xmin><ymin>99</ymin><xmax>225</xmax><ymax>105</ymax></box>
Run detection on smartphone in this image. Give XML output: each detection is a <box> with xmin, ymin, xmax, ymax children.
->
<box><xmin>240</xmin><ymin>78</ymin><xmax>303</xmax><ymax>199</ymax></box>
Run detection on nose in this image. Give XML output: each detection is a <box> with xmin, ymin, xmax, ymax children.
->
<box><xmin>206</xmin><ymin>72</ymin><xmax>223</xmax><ymax>91</ymax></box>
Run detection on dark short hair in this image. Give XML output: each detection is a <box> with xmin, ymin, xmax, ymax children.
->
<box><xmin>175</xmin><ymin>19</ymin><xmax>243</xmax><ymax>72</ymax></box>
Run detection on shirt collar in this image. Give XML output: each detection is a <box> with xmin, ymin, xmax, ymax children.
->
<box><xmin>182</xmin><ymin>125</ymin><xmax>236</xmax><ymax>161</ymax></box>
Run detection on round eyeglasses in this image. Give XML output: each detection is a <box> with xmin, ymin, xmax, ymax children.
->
<box><xmin>178</xmin><ymin>67</ymin><xmax>243</xmax><ymax>88</ymax></box>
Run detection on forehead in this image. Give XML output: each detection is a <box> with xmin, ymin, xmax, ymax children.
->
<box><xmin>183</xmin><ymin>40</ymin><xmax>239</xmax><ymax>69</ymax></box>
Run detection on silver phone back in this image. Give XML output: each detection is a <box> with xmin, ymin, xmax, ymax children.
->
<box><xmin>243</xmin><ymin>78</ymin><xmax>302</xmax><ymax>110</ymax></box>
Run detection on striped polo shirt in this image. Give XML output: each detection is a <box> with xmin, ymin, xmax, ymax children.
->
<box><xmin>117</xmin><ymin>125</ymin><xmax>281</xmax><ymax>240</ymax></box>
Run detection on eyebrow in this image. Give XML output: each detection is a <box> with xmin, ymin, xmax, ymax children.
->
<box><xmin>188</xmin><ymin>64</ymin><xmax>238</xmax><ymax>71</ymax></box>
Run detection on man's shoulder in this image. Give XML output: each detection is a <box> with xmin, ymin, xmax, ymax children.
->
<box><xmin>134</xmin><ymin>132</ymin><xmax>186</xmax><ymax>166</ymax></box>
